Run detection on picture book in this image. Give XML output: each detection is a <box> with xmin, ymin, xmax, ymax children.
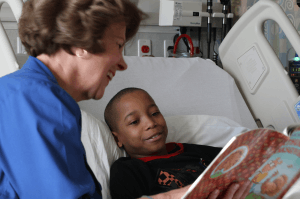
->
<box><xmin>181</xmin><ymin>127</ymin><xmax>300</xmax><ymax>199</ymax></box>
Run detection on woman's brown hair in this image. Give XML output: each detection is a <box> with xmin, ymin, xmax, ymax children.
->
<box><xmin>19</xmin><ymin>0</ymin><xmax>145</xmax><ymax>57</ymax></box>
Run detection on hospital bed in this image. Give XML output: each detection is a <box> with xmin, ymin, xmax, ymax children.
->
<box><xmin>0</xmin><ymin>0</ymin><xmax>299</xmax><ymax>198</ymax></box>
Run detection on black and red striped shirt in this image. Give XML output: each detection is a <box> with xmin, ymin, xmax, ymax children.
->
<box><xmin>110</xmin><ymin>143</ymin><xmax>221</xmax><ymax>199</ymax></box>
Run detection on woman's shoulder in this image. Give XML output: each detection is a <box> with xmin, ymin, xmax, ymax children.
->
<box><xmin>0</xmin><ymin>66</ymin><xmax>76</xmax><ymax>108</ymax></box>
<box><xmin>0</xmin><ymin>68</ymin><xmax>59</xmax><ymax>95</ymax></box>
<box><xmin>0</xmin><ymin>65</ymin><xmax>80</xmax><ymax>125</ymax></box>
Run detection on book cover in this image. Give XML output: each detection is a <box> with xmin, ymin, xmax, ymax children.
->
<box><xmin>182</xmin><ymin>128</ymin><xmax>300</xmax><ymax>199</ymax></box>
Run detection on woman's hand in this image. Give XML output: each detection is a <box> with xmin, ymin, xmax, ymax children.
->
<box><xmin>208</xmin><ymin>180</ymin><xmax>252</xmax><ymax>199</ymax></box>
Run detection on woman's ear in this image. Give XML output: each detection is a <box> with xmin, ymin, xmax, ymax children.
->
<box><xmin>73</xmin><ymin>47</ymin><xmax>90</xmax><ymax>59</ymax></box>
<box><xmin>112</xmin><ymin>131</ymin><xmax>123</xmax><ymax>148</ymax></box>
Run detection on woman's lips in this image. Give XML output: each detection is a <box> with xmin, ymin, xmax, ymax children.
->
<box><xmin>107</xmin><ymin>71</ymin><xmax>114</xmax><ymax>80</ymax></box>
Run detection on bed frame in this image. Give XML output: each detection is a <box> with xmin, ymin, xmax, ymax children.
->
<box><xmin>219</xmin><ymin>0</ymin><xmax>300</xmax><ymax>132</ymax></box>
<box><xmin>0</xmin><ymin>0</ymin><xmax>22</xmax><ymax>74</ymax></box>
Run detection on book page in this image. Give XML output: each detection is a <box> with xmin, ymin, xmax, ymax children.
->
<box><xmin>184</xmin><ymin>129</ymin><xmax>289</xmax><ymax>199</ymax></box>
<box><xmin>247</xmin><ymin>130</ymin><xmax>300</xmax><ymax>199</ymax></box>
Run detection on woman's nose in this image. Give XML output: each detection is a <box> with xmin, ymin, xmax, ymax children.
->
<box><xmin>117</xmin><ymin>56</ymin><xmax>128</xmax><ymax>71</ymax></box>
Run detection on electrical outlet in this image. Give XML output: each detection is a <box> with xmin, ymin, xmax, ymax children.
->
<box><xmin>138</xmin><ymin>39</ymin><xmax>151</xmax><ymax>57</ymax></box>
<box><xmin>164</xmin><ymin>40</ymin><xmax>173</xmax><ymax>57</ymax></box>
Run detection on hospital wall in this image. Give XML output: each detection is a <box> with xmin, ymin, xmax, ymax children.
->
<box><xmin>1</xmin><ymin>0</ymin><xmax>300</xmax><ymax>68</ymax></box>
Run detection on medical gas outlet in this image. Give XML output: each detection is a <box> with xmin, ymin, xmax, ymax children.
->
<box><xmin>138</xmin><ymin>39</ymin><xmax>152</xmax><ymax>57</ymax></box>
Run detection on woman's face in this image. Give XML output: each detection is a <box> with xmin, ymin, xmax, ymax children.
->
<box><xmin>78</xmin><ymin>22</ymin><xmax>128</xmax><ymax>100</ymax></box>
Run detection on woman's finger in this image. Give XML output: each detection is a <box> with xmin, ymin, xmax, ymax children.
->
<box><xmin>241</xmin><ymin>181</ymin><xmax>253</xmax><ymax>198</ymax></box>
<box><xmin>223</xmin><ymin>180</ymin><xmax>251</xmax><ymax>199</ymax></box>
<box><xmin>207</xmin><ymin>189</ymin><xmax>220</xmax><ymax>199</ymax></box>
<box><xmin>233</xmin><ymin>180</ymin><xmax>251</xmax><ymax>199</ymax></box>
<box><xmin>223</xmin><ymin>183</ymin><xmax>241</xmax><ymax>199</ymax></box>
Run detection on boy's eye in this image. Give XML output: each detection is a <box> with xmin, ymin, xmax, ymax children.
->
<box><xmin>129</xmin><ymin>120</ymin><xmax>138</xmax><ymax>125</ymax></box>
<box><xmin>152</xmin><ymin>111</ymin><xmax>160</xmax><ymax>116</ymax></box>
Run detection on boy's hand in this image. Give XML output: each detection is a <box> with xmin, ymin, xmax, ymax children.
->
<box><xmin>208</xmin><ymin>180</ymin><xmax>252</xmax><ymax>199</ymax></box>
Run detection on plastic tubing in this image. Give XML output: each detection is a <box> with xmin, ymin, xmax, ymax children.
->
<box><xmin>173</xmin><ymin>34</ymin><xmax>194</xmax><ymax>56</ymax></box>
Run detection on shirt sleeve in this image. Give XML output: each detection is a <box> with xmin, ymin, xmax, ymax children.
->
<box><xmin>110</xmin><ymin>158</ymin><xmax>154</xmax><ymax>199</ymax></box>
<box><xmin>0</xmin><ymin>82</ymin><xmax>96</xmax><ymax>198</ymax></box>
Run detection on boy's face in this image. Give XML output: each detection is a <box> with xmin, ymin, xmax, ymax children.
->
<box><xmin>112</xmin><ymin>90</ymin><xmax>168</xmax><ymax>158</ymax></box>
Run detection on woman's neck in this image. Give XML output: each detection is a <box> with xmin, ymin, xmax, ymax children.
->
<box><xmin>36</xmin><ymin>51</ymin><xmax>84</xmax><ymax>102</ymax></box>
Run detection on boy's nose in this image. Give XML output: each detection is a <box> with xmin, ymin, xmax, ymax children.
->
<box><xmin>145</xmin><ymin>117</ymin><xmax>157</xmax><ymax>130</ymax></box>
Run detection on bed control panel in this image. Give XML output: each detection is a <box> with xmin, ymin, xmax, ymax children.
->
<box><xmin>289</xmin><ymin>58</ymin><xmax>300</xmax><ymax>95</ymax></box>
<box><xmin>237</xmin><ymin>46</ymin><xmax>267</xmax><ymax>93</ymax></box>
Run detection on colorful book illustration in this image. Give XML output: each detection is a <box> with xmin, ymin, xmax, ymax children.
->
<box><xmin>181</xmin><ymin>128</ymin><xmax>300</xmax><ymax>199</ymax></box>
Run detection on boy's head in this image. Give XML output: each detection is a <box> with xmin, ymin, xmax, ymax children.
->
<box><xmin>104</xmin><ymin>88</ymin><xmax>168</xmax><ymax>158</ymax></box>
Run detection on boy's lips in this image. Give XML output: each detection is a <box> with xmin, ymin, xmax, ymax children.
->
<box><xmin>145</xmin><ymin>132</ymin><xmax>163</xmax><ymax>141</ymax></box>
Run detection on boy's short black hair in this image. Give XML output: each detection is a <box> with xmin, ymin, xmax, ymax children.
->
<box><xmin>104</xmin><ymin>87</ymin><xmax>148</xmax><ymax>132</ymax></box>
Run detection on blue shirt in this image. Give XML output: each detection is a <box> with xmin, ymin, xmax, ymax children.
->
<box><xmin>0</xmin><ymin>56</ymin><xmax>101</xmax><ymax>198</ymax></box>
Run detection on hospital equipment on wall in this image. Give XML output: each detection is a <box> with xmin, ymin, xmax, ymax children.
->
<box><xmin>158</xmin><ymin>0</ymin><xmax>233</xmax><ymax>28</ymax></box>
<box><xmin>288</xmin><ymin>54</ymin><xmax>300</xmax><ymax>95</ymax></box>
<box><xmin>159</xmin><ymin>0</ymin><xmax>233</xmax><ymax>60</ymax></box>
<box><xmin>206</xmin><ymin>0</ymin><xmax>212</xmax><ymax>59</ymax></box>
<box><xmin>170</xmin><ymin>34</ymin><xmax>194</xmax><ymax>58</ymax></box>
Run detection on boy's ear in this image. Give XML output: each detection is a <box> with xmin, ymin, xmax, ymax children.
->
<box><xmin>111</xmin><ymin>131</ymin><xmax>123</xmax><ymax>148</ymax></box>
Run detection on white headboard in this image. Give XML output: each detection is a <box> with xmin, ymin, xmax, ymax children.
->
<box><xmin>219</xmin><ymin>0</ymin><xmax>300</xmax><ymax>132</ymax></box>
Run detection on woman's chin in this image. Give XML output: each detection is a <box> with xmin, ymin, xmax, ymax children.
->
<box><xmin>92</xmin><ymin>88</ymin><xmax>105</xmax><ymax>100</ymax></box>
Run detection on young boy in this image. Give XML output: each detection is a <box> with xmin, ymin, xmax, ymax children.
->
<box><xmin>105</xmin><ymin>87</ymin><xmax>251</xmax><ymax>199</ymax></box>
<box><xmin>104</xmin><ymin>87</ymin><xmax>222</xmax><ymax>198</ymax></box>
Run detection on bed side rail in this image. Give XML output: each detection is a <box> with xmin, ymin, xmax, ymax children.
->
<box><xmin>219</xmin><ymin>0</ymin><xmax>300</xmax><ymax>132</ymax></box>
<box><xmin>0</xmin><ymin>0</ymin><xmax>23</xmax><ymax>77</ymax></box>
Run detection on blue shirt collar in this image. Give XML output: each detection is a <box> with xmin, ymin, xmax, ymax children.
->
<box><xmin>22</xmin><ymin>56</ymin><xmax>58</xmax><ymax>84</ymax></box>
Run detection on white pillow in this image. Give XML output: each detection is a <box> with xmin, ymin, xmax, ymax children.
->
<box><xmin>166</xmin><ymin>115</ymin><xmax>250</xmax><ymax>147</ymax></box>
<box><xmin>81</xmin><ymin>110</ymin><xmax>126</xmax><ymax>199</ymax></box>
<box><xmin>80</xmin><ymin>110</ymin><xmax>250</xmax><ymax>199</ymax></box>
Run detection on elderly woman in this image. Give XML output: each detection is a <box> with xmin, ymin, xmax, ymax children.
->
<box><xmin>0</xmin><ymin>0</ymin><xmax>251</xmax><ymax>198</ymax></box>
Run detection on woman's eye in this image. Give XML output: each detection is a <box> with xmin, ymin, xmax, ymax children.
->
<box><xmin>118</xmin><ymin>44</ymin><xmax>122</xmax><ymax>48</ymax></box>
